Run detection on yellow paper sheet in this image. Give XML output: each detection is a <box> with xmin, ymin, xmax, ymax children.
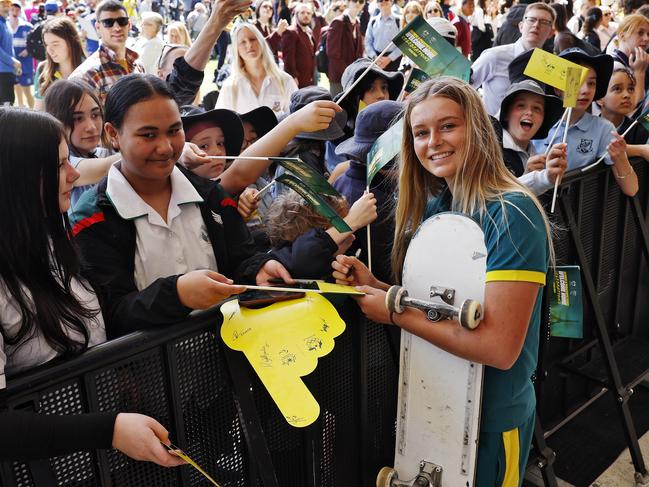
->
<box><xmin>316</xmin><ymin>281</ymin><xmax>365</xmax><ymax>295</ymax></box>
<box><xmin>358</xmin><ymin>99</ymin><xmax>368</xmax><ymax>112</ymax></box>
<box><xmin>221</xmin><ymin>294</ymin><xmax>346</xmax><ymax>427</ymax></box>
<box><xmin>523</xmin><ymin>48</ymin><xmax>588</xmax><ymax>92</ymax></box>
<box><xmin>563</xmin><ymin>66</ymin><xmax>584</xmax><ymax>108</ymax></box>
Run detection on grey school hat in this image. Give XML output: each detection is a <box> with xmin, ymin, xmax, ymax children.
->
<box><xmin>498</xmin><ymin>80</ymin><xmax>564</xmax><ymax>140</ymax></box>
<box><xmin>289</xmin><ymin>86</ymin><xmax>347</xmax><ymax>141</ymax></box>
<box><xmin>335</xmin><ymin>100</ymin><xmax>404</xmax><ymax>161</ymax></box>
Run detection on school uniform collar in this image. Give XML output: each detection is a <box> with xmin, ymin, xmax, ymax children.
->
<box><xmin>106</xmin><ymin>163</ymin><xmax>203</xmax><ymax>220</ymax></box>
<box><xmin>570</xmin><ymin>112</ymin><xmax>595</xmax><ymax>132</ymax></box>
<box><xmin>502</xmin><ymin>129</ymin><xmax>536</xmax><ymax>158</ymax></box>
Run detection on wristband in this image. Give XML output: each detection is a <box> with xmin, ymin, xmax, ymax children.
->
<box><xmin>389</xmin><ymin>311</ymin><xmax>397</xmax><ymax>326</ymax></box>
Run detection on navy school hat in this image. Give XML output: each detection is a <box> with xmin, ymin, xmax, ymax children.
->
<box><xmin>239</xmin><ymin>105</ymin><xmax>278</xmax><ymax>139</ymax></box>
<box><xmin>335</xmin><ymin>58</ymin><xmax>405</xmax><ymax>105</ymax></box>
<box><xmin>335</xmin><ymin>100</ymin><xmax>404</xmax><ymax>161</ymax></box>
<box><xmin>180</xmin><ymin>106</ymin><xmax>244</xmax><ymax>157</ymax></box>
<box><xmin>558</xmin><ymin>47</ymin><xmax>614</xmax><ymax>101</ymax></box>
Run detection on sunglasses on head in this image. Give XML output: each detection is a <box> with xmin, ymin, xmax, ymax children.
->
<box><xmin>99</xmin><ymin>16</ymin><xmax>129</xmax><ymax>28</ymax></box>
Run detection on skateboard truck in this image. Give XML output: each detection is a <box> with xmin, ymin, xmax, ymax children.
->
<box><xmin>376</xmin><ymin>461</ymin><xmax>443</xmax><ymax>487</ymax></box>
<box><xmin>429</xmin><ymin>286</ymin><xmax>454</xmax><ymax>305</ymax></box>
<box><xmin>385</xmin><ymin>285</ymin><xmax>482</xmax><ymax>330</ymax></box>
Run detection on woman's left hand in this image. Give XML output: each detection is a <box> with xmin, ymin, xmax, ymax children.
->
<box><xmin>354</xmin><ymin>286</ymin><xmax>391</xmax><ymax>325</ymax></box>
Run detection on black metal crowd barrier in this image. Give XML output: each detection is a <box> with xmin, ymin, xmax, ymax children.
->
<box><xmin>1</xmin><ymin>158</ymin><xmax>648</xmax><ymax>487</ymax></box>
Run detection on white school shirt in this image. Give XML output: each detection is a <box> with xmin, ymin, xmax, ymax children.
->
<box><xmin>215</xmin><ymin>71</ymin><xmax>298</xmax><ymax>116</ymax></box>
<box><xmin>105</xmin><ymin>165</ymin><xmax>218</xmax><ymax>291</ymax></box>
<box><xmin>0</xmin><ymin>277</ymin><xmax>106</xmax><ymax>388</ymax></box>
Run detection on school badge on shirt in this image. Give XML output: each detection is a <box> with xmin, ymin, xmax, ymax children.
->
<box><xmin>577</xmin><ymin>138</ymin><xmax>593</xmax><ymax>154</ymax></box>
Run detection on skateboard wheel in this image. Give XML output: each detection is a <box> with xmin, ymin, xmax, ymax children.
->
<box><xmin>459</xmin><ymin>299</ymin><xmax>482</xmax><ymax>329</ymax></box>
<box><xmin>376</xmin><ymin>466</ymin><xmax>396</xmax><ymax>487</ymax></box>
<box><xmin>385</xmin><ymin>286</ymin><xmax>407</xmax><ymax>314</ymax></box>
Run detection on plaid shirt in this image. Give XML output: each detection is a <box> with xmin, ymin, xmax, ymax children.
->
<box><xmin>70</xmin><ymin>44</ymin><xmax>145</xmax><ymax>103</ymax></box>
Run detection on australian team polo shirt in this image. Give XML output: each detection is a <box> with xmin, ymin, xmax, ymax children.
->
<box><xmin>425</xmin><ymin>189</ymin><xmax>548</xmax><ymax>432</ymax></box>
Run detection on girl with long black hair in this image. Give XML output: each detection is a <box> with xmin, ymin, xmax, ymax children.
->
<box><xmin>0</xmin><ymin>107</ymin><xmax>184</xmax><ymax>467</ymax></box>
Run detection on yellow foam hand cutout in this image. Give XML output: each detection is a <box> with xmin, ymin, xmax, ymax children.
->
<box><xmin>221</xmin><ymin>294</ymin><xmax>346</xmax><ymax>427</ymax></box>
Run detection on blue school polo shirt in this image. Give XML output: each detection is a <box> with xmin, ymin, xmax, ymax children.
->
<box><xmin>532</xmin><ymin>112</ymin><xmax>616</xmax><ymax>171</ymax></box>
<box><xmin>425</xmin><ymin>189</ymin><xmax>549</xmax><ymax>432</ymax></box>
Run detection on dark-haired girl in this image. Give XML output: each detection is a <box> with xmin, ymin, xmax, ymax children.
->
<box><xmin>33</xmin><ymin>17</ymin><xmax>86</xmax><ymax>110</ymax></box>
<box><xmin>71</xmin><ymin>74</ymin><xmax>292</xmax><ymax>338</ymax></box>
<box><xmin>579</xmin><ymin>7</ymin><xmax>603</xmax><ymax>51</ymax></box>
<box><xmin>44</xmin><ymin>79</ymin><xmax>120</xmax><ymax>207</ymax></box>
<box><xmin>0</xmin><ymin>107</ymin><xmax>184</xmax><ymax>467</ymax></box>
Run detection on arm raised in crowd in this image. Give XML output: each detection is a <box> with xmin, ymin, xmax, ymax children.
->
<box><xmin>183</xmin><ymin>0</ymin><xmax>252</xmax><ymax>72</ymax></box>
<box><xmin>219</xmin><ymin>100</ymin><xmax>343</xmax><ymax>195</ymax></box>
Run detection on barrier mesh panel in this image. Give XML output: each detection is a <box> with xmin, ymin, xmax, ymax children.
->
<box><xmin>94</xmin><ymin>350</ymin><xmax>178</xmax><ymax>486</ymax></box>
<box><xmin>175</xmin><ymin>330</ymin><xmax>248</xmax><ymax>487</ymax></box>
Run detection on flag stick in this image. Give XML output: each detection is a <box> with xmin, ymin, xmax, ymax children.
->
<box><xmin>580</xmin><ymin>120</ymin><xmax>639</xmax><ymax>172</ymax></box>
<box><xmin>544</xmin><ymin>108</ymin><xmax>568</xmax><ymax>155</ymax></box>
<box><xmin>397</xmin><ymin>68</ymin><xmax>414</xmax><ymax>102</ymax></box>
<box><xmin>206</xmin><ymin>155</ymin><xmax>273</xmax><ymax>160</ymax></box>
<box><xmin>337</xmin><ymin>43</ymin><xmax>394</xmax><ymax>105</ymax></box>
<box><xmin>255</xmin><ymin>180</ymin><xmax>275</xmax><ymax>200</ymax></box>
<box><xmin>550</xmin><ymin>107</ymin><xmax>572</xmax><ymax>214</ymax></box>
<box><xmin>365</xmin><ymin>185</ymin><xmax>373</xmax><ymax>273</ymax></box>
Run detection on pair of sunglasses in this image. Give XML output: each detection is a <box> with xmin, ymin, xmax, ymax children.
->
<box><xmin>99</xmin><ymin>16</ymin><xmax>129</xmax><ymax>28</ymax></box>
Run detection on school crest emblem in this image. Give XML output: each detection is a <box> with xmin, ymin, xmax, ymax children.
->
<box><xmin>577</xmin><ymin>138</ymin><xmax>593</xmax><ymax>154</ymax></box>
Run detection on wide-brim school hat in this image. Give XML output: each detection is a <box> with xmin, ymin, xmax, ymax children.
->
<box><xmin>558</xmin><ymin>47</ymin><xmax>614</xmax><ymax>101</ymax></box>
<box><xmin>180</xmin><ymin>106</ymin><xmax>244</xmax><ymax>157</ymax></box>
<box><xmin>239</xmin><ymin>106</ymin><xmax>278</xmax><ymax>139</ymax></box>
<box><xmin>508</xmin><ymin>49</ymin><xmax>536</xmax><ymax>84</ymax></box>
<box><xmin>289</xmin><ymin>86</ymin><xmax>348</xmax><ymax>141</ymax></box>
<box><xmin>335</xmin><ymin>100</ymin><xmax>404</xmax><ymax>161</ymax></box>
<box><xmin>498</xmin><ymin>80</ymin><xmax>564</xmax><ymax>140</ymax></box>
<box><xmin>335</xmin><ymin>58</ymin><xmax>405</xmax><ymax>103</ymax></box>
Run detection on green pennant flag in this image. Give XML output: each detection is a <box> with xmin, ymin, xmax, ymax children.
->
<box><xmin>547</xmin><ymin>266</ymin><xmax>583</xmax><ymax>339</ymax></box>
<box><xmin>404</xmin><ymin>68</ymin><xmax>430</xmax><ymax>93</ymax></box>
<box><xmin>392</xmin><ymin>15</ymin><xmax>470</xmax><ymax>81</ymax></box>
<box><xmin>270</xmin><ymin>157</ymin><xmax>341</xmax><ymax>197</ymax></box>
<box><xmin>637</xmin><ymin>105</ymin><xmax>649</xmax><ymax>132</ymax></box>
<box><xmin>275</xmin><ymin>174</ymin><xmax>352</xmax><ymax>233</ymax></box>
<box><xmin>367</xmin><ymin>117</ymin><xmax>404</xmax><ymax>186</ymax></box>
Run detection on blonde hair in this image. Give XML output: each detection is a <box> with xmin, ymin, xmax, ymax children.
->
<box><xmin>392</xmin><ymin>77</ymin><xmax>553</xmax><ymax>281</ymax></box>
<box><xmin>141</xmin><ymin>11</ymin><xmax>163</xmax><ymax>35</ymax></box>
<box><xmin>230</xmin><ymin>23</ymin><xmax>290</xmax><ymax>108</ymax></box>
<box><xmin>265</xmin><ymin>192</ymin><xmax>349</xmax><ymax>245</ymax></box>
<box><xmin>617</xmin><ymin>14</ymin><xmax>649</xmax><ymax>45</ymax></box>
<box><xmin>166</xmin><ymin>21</ymin><xmax>192</xmax><ymax>47</ymax></box>
<box><xmin>423</xmin><ymin>1</ymin><xmax>442</xmax><ymax>20</ymax></box>
<box><xmin>403</xmin><ymin>1</ymin><xmax>425</xmax><ymax>26</ymax></box>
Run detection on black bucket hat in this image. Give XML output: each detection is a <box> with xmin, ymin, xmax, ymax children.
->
<box><xmin>289</xmin><ymin>86</ymin><xmax>348</xmax><ymax>141</ymax></box>
<box><xmin>509</xmin><ymin>49</ymin><xmax>535</xmax><ymax>84</ymax></box>
<box><xmin>499</xmin><ymin>80</ymin><xmax>564</xmax><ymax>140</ymax></box>
<box><xmin>239</xmin><ymin>106</ymin><xmax>278</xmax><ymax>139</ymax></box>
<box><xmin>335</xmin><ymin>100</ymin><xmax>404</xmax><ymax>161</ymax></box>
<box><xmin>558</xmin><ymin>47</ymin><xmax>614</xmax><ymax>101</ymax></box>
<box><xmin>335</xmin><ymin>58</ymin><xmax>405</xmax><ymax>104</ymax></box>
<box><xmin>180</xmin><ymin>105</ymin><xmax>244</xmax><ymax>157</ymax></box>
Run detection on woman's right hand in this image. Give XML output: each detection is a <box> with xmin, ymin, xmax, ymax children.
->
<box><xmin>176</xmin><ymin>270</ymin><xmax>246</xmax><ymax>309</ymax></box>
<box><xmin>287</xmin><ymin>100</ymin><xmax>343</xmax><ymax>135</ymax></box>
<box><xmin>112</xmin><ymin>413</ymin><xmax>185</xmax><ymax>467</ymax></box>
<box><xmin>276</xmin><ymin>18</ymin><xmax>288</xmax><ymax>35</ymax></box>
<box><xmin>332</xmin><ymin>254</ymin><xmax>377</xmax><ymax>287</ymax></box>
<box><xmin>345</xmin><ymin>192</ymin><xmax>377</xmax><ymax>231</ymax></box>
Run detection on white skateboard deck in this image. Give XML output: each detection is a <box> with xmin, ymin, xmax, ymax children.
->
<box><xmin>393</xmin><ymin>213</ymin><xmax>486</xmax><ymax>486</ymax></box>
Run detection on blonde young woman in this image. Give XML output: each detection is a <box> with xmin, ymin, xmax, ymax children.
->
<box><xmin>611</xmin><ymin>14</ymin><xmax>649</xmax><ymax>108</ymax></box>
<box><xmin>402</xmin><ymin>0</ymin><xmax>424</xmax><ymax>27</ymax></box>
<box><xmin>333</xmin><ymin>77</ymin><xmax>552</xmax><ymax>486</ymax></box>
<box><xmin>165</xmin><ymin>21</ymin><xmax>192</xmax><ymax>47</ymax></box>
<box><xmin>216</xmin><ymin>22</ymin><xmax>298</xmax><ymax>115</ymax></box>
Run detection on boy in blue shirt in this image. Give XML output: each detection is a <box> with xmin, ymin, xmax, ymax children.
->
<box><xmin>532</xmin><ymin>48</ymin><xmax>638</xmax><ymax>197</ymax></box>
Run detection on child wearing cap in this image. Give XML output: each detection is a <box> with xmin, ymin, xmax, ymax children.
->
<box><xmin>333</xmin><ymin>99</ymin><xmax>402</xmax><ymax>283</ymax></box>
<box><xmin>532</xmin><ymin>48</ymin><xmax>638</xmax><ymax>196</ymax></box>
<box><xmin>596</xmin><ymin>66</ymin><xmax>649</xmax><ymax>161</ymax></box>
<box><xmin>497</xmin><ymin>79</ymin><xmax>568</xmax><ymax>195</ymax></box>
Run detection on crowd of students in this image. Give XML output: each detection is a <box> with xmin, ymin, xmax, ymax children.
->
<box><xmin>1</xmin><ymin>0</ymin><xmax>649</xmax><ymax>483</ymax></box>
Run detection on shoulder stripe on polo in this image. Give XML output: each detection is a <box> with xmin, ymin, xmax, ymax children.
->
<box><xmin>72</xmin><ymin>212</ymin><xmax>105</xmax><ymax>237</ymax></box>
<box><xmin>220</xmin><ymin>197</ymin><xmax>237</xmax><ymax>209</ymax></box>
<box><xmin>486</xmin><ymin>270</ymin><xmax>546</xmax><ymax>286</ymax></box>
